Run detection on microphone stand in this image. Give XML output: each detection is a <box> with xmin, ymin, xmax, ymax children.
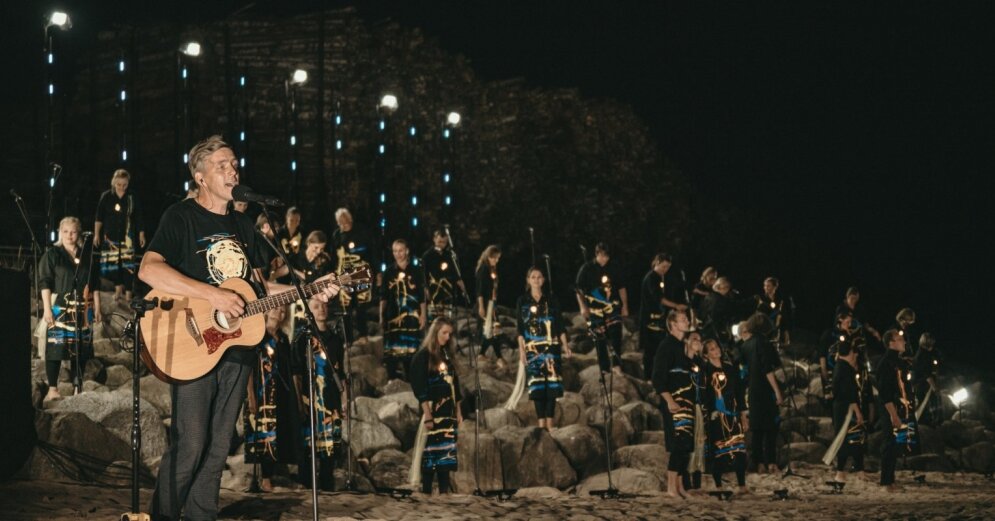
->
<box><xmin>12</xmin><ymin>192</ymin><xmax>43</xmax><ymax>318</ymax></box>
<box><xmin>123</xmin><ymin>297</ymin><xmax>156</xmax><ymax>520</ymax></box>
<box><xmin>528</xmin><ymin>227</ymin><xmax>536</xmax><ymax>267</ymax></box>
<box><xmin>256</xmin><ymin>216</ymin><xmax>323</xmax><ymax>521</ymax></box>
<box><xmin>444</xmin><ymin>225</ymin><xmax>485</xmax><ymax>495</ymax></box>
<box><xmin>333</xmin><ymin>310</ymin><xmax>363</xmax><ymax>493</ymax></box>
<box><xmin>69</xmin><ymin>236</ymin><xmax>95</xmax><ymax>396</ymax></box>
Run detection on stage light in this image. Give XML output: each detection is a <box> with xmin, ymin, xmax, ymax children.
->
<box><xmin>120</xmin><ymin>90</ymin><xmax>126</xmax><ymax>101</ymax></box>
<box><xmin>239</xmin><ymin>131</ymin><xmax>245</xmax><ymax>142</ymax></box>
<box><xmin>290</xmin><ymin>135</ymin><xmax>296</xmax><ymax>146</ymax></box>
<box><xmin>291</xmin><ymin>69</ymin><xmax>308</xmax><ymax>85</ymax></box>
<box><xmin>379</xmin><ymin>119</ymin><xmax>386</xmax><ymax>131</ymax></box>
<box><xmin>240</xmin><ymin>158</ymin><xmax>245</xmax><ymax>167</ymax></box>
<box><xmin>951</xmin><ymin>388</ymin><xmax>969</xmax><ymax>407</ymax></box>
<box><xmin>183</xmin><ymin>153</ymin><xmax>189</xmax><ymax>163</ymax></box>
<box><xmin>48</xmin><ymin>83</ymin><xmax>54</xmax><ymax>95</ymax></box>
<box><xmin>335</xmin><ymin>115</ymin><xmax>342</xmax><ymax>125</ymax></box>
<box><xmin>412</xmin><ymin>217</ymin><xmax>418</xmax><ymax>226</ymax></box>
<box><xmin>411</xmin><ymin>196</ymin><xmax>418</xmax><ymax>206</ymax></box>
<box><xmin>379</xmin><ymin>144</ymin><xmax>386</xmax><ymax>154</ymax></box>
<box><xmin>443</xmin><ymin>129</ymin><xmax>451</xmax><ymax>139</ymax></box>
<box><xmin>379</xmin><ymin>94</ymin><xmax>398</xmax><ymax>112</ymax></box>
<box><xmin>291</xmin><ymin>160</ymin><xmax>297</xmax><ymax>171</ymax></box>
<box><xmin>445</xmin><ymin>196</ymin><xmax>452</xmax><ymax>206</ymax></box>
<box><xmin>122</xmin><ymin>150</ymin><xmax>128</xmax><ymax>161</ymax></box>
<box><xmin>119</xmin><ymin>60</ymin><xmax>125</xmax><ymax>72</ymax></box>
<box><xmin>409</xmin><ymin>126</ymin><xmax>417</xmax><ymax>136</ymax></box>
<box><xmin>48</xmin><ymin>53</ymin><xmax>53</xmax><ymax>64</ymax></box>
<box><xmin>336</xmin><ymin>139</ymin><xmax>343</xmax><ymax>150</ymax></box>
<box><xmin>379</xmin><ymin>193</ymin><xmax>386</xmax><ymax>203</ymax></box>
<box><xmin>239</xmin><ymin>76</ymin><xmax>246</xmax><ymax>87</ymax></box>
<box><xmin>381</xmin><ymin>262</ymin><xmax>387</xmax><ymax>273</ymax></box>
<box><xmin>48</xmin><ymin>11</ymin><xmax>71</xmax><ymax>29</ymax></box>
<box><xmin>180</xmin><ymin>42</ymin><xmax>201</xmax><ymax>57</ymax></box>
<box><xmin>447</xmin><ymin>112</ymin><xmax>461</xmax><ymax>127</ymax></box>
<box><xmin>443</xmin><ymin>173</ymin><xmax>451</xmax><ymax>183</ymax></box>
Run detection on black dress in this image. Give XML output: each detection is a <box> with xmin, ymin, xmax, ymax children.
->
<box><xmin>381</xmin><ymin>262</ymin><xmax>427</xmax><ymax>358</ymax></box>
<box><xmin>638</xmin><ymin>270</ymin><xmax>669</xmax><ymax>380</ymax></box>
<box><xmin>875</xmin><ymin>349</ymin><xmax>920</xmax><ymax>485</ymax></box>
<box><xmin>330</xmin><ymin>225</ymin><xmax>377</xmax><ymax>312</ymax></box>
<box><xmin>39</xmin><ymin>245</ymin><xmax>100</xmax><ymax>361</ymax></box>
<box><xmin>244</xmin><ymin>329</ymin><xmax>302</xmax><ymax>466</ymax></box>
<box><xmin>652</xmin><ymin>334</ymin><xmax>698</xmax><ymax>461</ymax></box>
<box><xmin>95</xmin><ymin>189</ymin><xmax>144</xmax><ymax>287</ymax></box>
<box><xmin>410</xmin><ymin>348</ymin><xmax>462</xmax><ymax>472</ymax></box>
<box><xmin>704</xmin><ymin>361</ymin><xmax>747</xmax><ymax>463</ymax></box>
<box><xmin>515</xmin><ymin>293</ymin><xmax>566</xmax><ymax>402</ymax></box>
<box><xmin>576</xmin><ymin>260</ymin><xmax>625</xmax><ymax>372</ymax></box>
<box><xmin>422</xmin><ymin>246</ymin><xmax>461</xmax><ymax>319</ymax></box>
<box><xmin>831</xmin><ymin>360</ymin><xmax>866</xmax><ymax>471</ymax></box>
<box><xmin>742</xmin><ymin>336</ymin><xmax>780</xmax><ymax>430</ymax></box>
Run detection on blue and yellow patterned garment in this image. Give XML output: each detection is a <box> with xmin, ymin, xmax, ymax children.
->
<box><xmin>38</xmin><ymin>245</ymin><xmax>99</xmax><ymax>361</ymax></box>
<box><xmin>422</xmin><ymin>247</ymin><xmax>460</xmax><ymax>320</ymax></box>
<box><xmin>297</xmin><ymin>329</ymin><xmax>345</xmax><ymax>458</ymax></box>
<box><xmin>705</xmin><ymin>361</ymin><xmax>747</xmax><ymax>461</ymax></box>
<box><xmin>410</xmin><ymin>347</ymin><xmax>462</xmax><ymax>472</ymax></box>
<box><xmin>245</xmin><ymin>334</ymin><xmax>282</xmax><ymax>463</ymax></box>
<box><xmin>575</xmin><ymin>260</ymin><xmax>624</xmax><ymax>331</ymax></box>
<box><xmin>381</xmin><ymin>263</ymin><xmax>427</xmax><ymax>358</ymax></box>
<box><xmin>516</xmin><ymin>293</ymin><xmax>566</xmax><ymax>401</ymax></box>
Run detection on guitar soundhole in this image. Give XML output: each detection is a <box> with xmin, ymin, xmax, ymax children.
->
<box><xmin>213</xmin><ymin>310</ymin><xmax>241</xmax><ymax>332</ymax></box>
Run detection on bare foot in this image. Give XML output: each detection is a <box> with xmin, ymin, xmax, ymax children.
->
<box><xmin>44</xmin><ymin>388</ymin><xmax>61</xmax><ymax>402</ymax></box>
<box><xmin>737</xmin><ymin>486</ymin><xmax>750</xmax><ymax>495</ymax></box>
<box><xmin>666</xmin><ymin>491</ymin><xmax>686</xmax><ymax>500</ymax></box>
<box><xmin>260</xmin><ymin>478</ymin><xmax>273</xmax><ymax>492</ymax></box>
<box><xmin>883</xmin><ymin>484</ymin><xmax>901</xmax><ymax>493</ymax></box>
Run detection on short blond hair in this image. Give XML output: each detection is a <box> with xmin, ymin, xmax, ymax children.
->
<box><xmin>54</xmin><ymin>216</ymin><xmax>82</xmax><ymax>246</ymax></box>
<box><xmin>187</xmin><ymin>135</ymin><xmax>232</xmax><ymax>178</ymax></box>
<box><xmin>111</xmin><ymin>169</ymin><xmax>130</xmax><ymax>187</ymax></box>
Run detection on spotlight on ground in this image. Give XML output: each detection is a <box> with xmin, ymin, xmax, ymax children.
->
<box><xmin>951</xmin><ymin>387</ymin><xmax>969</xmax><ymax>407</ymax></box>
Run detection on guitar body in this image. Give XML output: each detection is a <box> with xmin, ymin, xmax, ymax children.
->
<box><xmin>139</xmin><ymin>277</ymin><xmax>265</xmax><ymax>383</ymax></box>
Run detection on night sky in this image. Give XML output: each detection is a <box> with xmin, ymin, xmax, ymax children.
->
<box><xmin>2</xmin><ymin>1</ymin><xmax>992</xmax><ymax>369</ymax></box>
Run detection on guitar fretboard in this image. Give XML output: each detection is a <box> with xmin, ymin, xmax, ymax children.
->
<box><xmin>243</xmin><ymin>278</ymin><xmax>349</xmax><ymax>317</ymax></box>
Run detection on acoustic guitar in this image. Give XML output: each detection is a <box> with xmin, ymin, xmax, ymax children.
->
<box><xmin>139</xmin><ymin>266</ymin><xmax>372</xmax><ymax>383</ymax></box>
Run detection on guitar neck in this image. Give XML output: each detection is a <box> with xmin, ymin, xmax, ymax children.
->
<box><xmin>244</xmin><ymin>279</ymin><xmax>337</xmax><ymax>317</ymax></box>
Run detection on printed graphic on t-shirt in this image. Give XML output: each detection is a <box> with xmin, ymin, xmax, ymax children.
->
<box><xmin>198</xmin><ymin>233</ymin><xmax>249</xmax><ymax>283</ymax></box>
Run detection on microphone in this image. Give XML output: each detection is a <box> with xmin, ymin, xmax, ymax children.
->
<box><xmin>49</xmin><ymin>162</ymin><xmax>62</xmax><ymax>172</ymax></box>
<box><xmin>232</xmin><ymin>185</ymin><xmax>285</xmax><ymax>206</ymax></box>
<box><xmin>81</xmin><ymin>231</ymin><xmax>93</xmax><ymax>237</ymax></box>
<box><xmin>10</xmin><ymin>189</ymin><xmax>22</xmax><ymax>202</ymax></box>
<box><xmin>528</xmin><ymin>226</ymin><xmax>534</xmax><ymax>235</ymax></box>
<box><xmin>541</xmin><ymin>253</ymin><xmax>550</xmax><ymax>259</ymax></box>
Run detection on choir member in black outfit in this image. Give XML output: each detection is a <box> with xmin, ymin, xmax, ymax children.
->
<box><xmin>876</xmin><ymin>329</ymin><xmax>919</xmax><ymax>491</ymax></box>
<box><xmin>94</xmin><ymin>169</ymin><xmax>145</xmax><ymax>302</ymax></box>
<box><xmin>835</xmin><ymin>287</ymin><xmax>881</xmax><ymax>342</ymax></box>
<box><xmin>756</xmin><ymin>276</ymin><xmax>791</xmax><ymax>346</ymax></box>
<box><xmin>380</xmin><ymin>239</ymin><xmax>428</xmax><ymax>380</ymax></box>
<box><xmin>422</xmin><ymin>229</ymin><xmax>466</xmax><ymax>320</ymax></box>
<box><xmin>293</xmin><ymin>297</ymin><xmax>347</xmax><ymax>491</ymax></box>
<box><xmin>331</xmin><ymin>208</ymin><xmax>379</xmax><ymax>342</ymax></box>
<box><xmin>819</xmin><ymin>311</ymin><xmax>855</xmax><ymax>402</ymax></box>
<box><xmin>739</xmin><ymin>313</ymin><xmax>783</xmax><ymax>474</ymax></box>
<box><xmin>244</xmin><ymin>306</ymin><xmax>301</xmax><ymax>492</ymax></box>
<box><xmin>912</xmin><ymin>332</ymin><xmax>941</xmax><ymax>425</ymax></box>
<box><xmin>475</xmin><ymin>245</ymin><xmax>506</xmax><ymax>364</ymax></box>
<box><xmin>576</xmin><ymin>243</ymin><xmax>628</xmax><ymax>373</ymax></box>
<box><xmin>517</xmin><ymin>267</ymin><xmax>572</xmax><ymax>431</ymax></box>
<box><xmin>652</xmin><ymin>310</ymin><xmax>695</xmax><ymax>499</ymax></box>
<box><xmin>700</xmin><ymin>277</ymin><xmax>752</xmax><ymax>350</ymax></box>
<box><xmin>638</xmin><ymin>253</ymin><xmax>687</xmax><ymax>381</ymax></box>
<box><xmin>39</xmin><ymin>216</ymin><xmax>102</xmax><ymax>401</ymax></box>
<box><xmin>691</xmin><ymin>267</ymin><xmax>717</xmax><ymax>319</ymax></box>
<box><xmin>297</xmin><ymin>231</ymin><xmax>333</xmax><ymax>284</ymax></box>
<box><xmin>831</xmin><ymin>339</ymin><xmax>866</xmax><ymax>484</ymax></box>
<box><xmin>410</xmin><ymin>317</ymin><xmax>464</xmax><ymax>494</ymax></box>
<box><xmin>893</xmin><ymin>308</ymin><xmax>918</xmax><ymax>358</ymax></box>
<box><xmin>702</xmin><ymin>338</ymin><xmax>749</xmax><ymax>493</ymax></box>
<box><xmin>273</xmin><ymin>207</ymin><xmax>305</xmax><ymax>284</ymax></box>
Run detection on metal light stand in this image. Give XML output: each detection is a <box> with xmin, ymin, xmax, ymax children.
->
<box><xmin>69</xmin><ymin>233</ymin><xmax>96</xmax><ymax>395</ymax></box>
<box><xmin>12</xmin><ymin>191</ymin><xmax>43</xmax><ymax>317</ymax></box>
<box><xmin>774</xmin><ymin>337</ymin><xmax>808</xmax><ymax>479</ymax></box>
<box><xmin>590</xmin><ymin>324</ymin><xmax>626</xmax><ymax>499</ymax></box>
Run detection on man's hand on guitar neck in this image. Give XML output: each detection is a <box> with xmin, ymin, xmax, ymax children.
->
<box><xmin>309</xmin><ymin>272</ymin><xmax>341</xmax><ymax>303</ymax></box>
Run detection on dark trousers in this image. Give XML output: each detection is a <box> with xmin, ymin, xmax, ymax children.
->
<box><xmin>880</xmin><ymin>431</ymin><xmax>898</xmax><ymax>485</ymax></box>
<box><xmin>595</xmin><ymin>322</ymin><xmax>622</xmax><ymax>373</ymax></box>
<box><xmin>385</xmin><ymin>354</ymin><xmax>413</xmax><ymax>381</ymax></box>
<box><xmin>151</xmin><ymin>359</ymin><xmax>250</xmax><ymax>521</ymax></box>
<box><xmin>45</xmin><ymin>356</ymin><xmax>90</xmax><ymax>388</ymax></box>
<box><xmin>668</xmin><ymin>449</ymin><xmax>691</xmax><ymax>473</ymax></box>
<box><xmin>640</xmin><ymin>328</ymin><xmax>664</xmax><ymax>380</ymax></box>
<box><xmin>837</xmin><ymin>444</ymin><xmax>865</xmax><ymax>472</ymax></box>
<box><xmin>682</xmin><ymin>470</ymin><xmax>702</xmax><ymax>490</ymax></box>
<box><xmin>299</xmin><ymin>452</ymin><xmax>335</xmax><ymax>491</ymax></box>
<box><xmin>712</xmin><ymin>453</ymin><xmax>747</xmax><ymax>487</ymax></box>
<box><xmin>533</xmin><ymin>396</ymin><xmax>557</xmax><ymax>419</ymax></box>
<box><xmin>751</xmin><ymin>427</ymin><xmax>779</xmax><ymax>466</ymax></box>
<box><xmin>343</xmin><ymin>300</ymin><xmax>370</xmax><ymax>342</ymax></box>
<box><xmin>421</xmin><ymin>468</ymin><xmax>451</xmax><ymax>494</ymax></box>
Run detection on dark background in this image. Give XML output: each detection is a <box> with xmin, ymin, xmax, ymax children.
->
<box><xmin>2</xmin><ymin>1</ymin><xmax>991</xmax><ymax>370</ymax></box>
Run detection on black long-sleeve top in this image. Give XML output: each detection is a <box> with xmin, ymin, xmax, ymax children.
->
<box><xmin>832</xmin><ymin>360</ymin><xmax>861</xmax><ymax>408</ymax></box>
<box><xmin>409</xmin><ymin>347</ymin><xmax>463</xmax><ymax>405</ymax></box>
<box><xmin>331</xmin><ymin>225</ymin><xmax>379</xmax><ymax>272</ymax></box>
<box><xmin>652</xmin><ymin>333</ymin><xmax>688</xmax><ymax>395</ymax></box>
<box><xmin>95</xmin><ymin>189</ymin><xmax>144</xmax><ymax>243</ymax></box>
<box><xmin>475</xmin><ymin>264</ymin><xmax>498</xmax><ymax>303</ymax></box>
<box><xmin>875</xmin><ymin>349</ymin><xmax>914</xmax><ymax>414</ymax></box>
<box><xmin>639</xmin><ymin>270</ymin><xmax>682</xmax><ymax>331</ymax></box>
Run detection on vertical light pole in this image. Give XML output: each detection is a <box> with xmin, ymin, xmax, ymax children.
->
<box><xmin>286</xmin><ymin>68</ymin><xmax>308</xmax><ymax>204</ymax></box>
<box><xmin>176</xmin><ymin>41</ymin><xmax>201</xmax><ymax>193</ymax></box>
<box><xmin>44</xmin><ymin>10</ymin><xmax>71</xmax><ymax>244</ymax></box>
<box><xmin>331</xmin><ymin>100</ymin><xmax>343</xmax><ymax>201</ymax></box>
<box><xmin>237</xmin><ymin>72</ymin><xmax>249</xmax><ymax>180</ymax></box>
<box><xmin>441</xmin><ymin>111</ymin><xmax>461</xmax><ymax>225</ymax></box>
<box><xmin>376</xmin><ymin>93</ymin><xmax>398</xmax><ymax>274</ymax></box>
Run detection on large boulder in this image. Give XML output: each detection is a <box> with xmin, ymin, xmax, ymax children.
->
<box><xmin>33</xmin><ymin>410</ymin><xmax>132</xmax><ymax>471</ymax></box>
<box><xmin>368</xmin><ymin>449</ymin><xmax>411</xmax><ymax>489</ymax></box>
<box><xmin>810</xmin><ymin>416</ymin><xmax>836</xmax><ymax>444</ymax></box>
<box><xmin>464</xmin><ymin>373</ymin><xmax>514</xmax><ymax>410</ymax></box>
<box><xmin>575</xmin><ymin>468</ymin><xmax>663</xmax><ymax>495</ymax></box>
<box><xmin>483</xmin><ymin>407</ymin><xmax>523</xmax><ymax>431</ymax></box>
<box><xmin>347</xmin><ymin>355</ymin><xmax>388</xmax><ymax>392</ymax></box>
<box><xmin>492</xmin><ymin>426</ymin><xmax>576</xmax><ymax>489</ymax></box>
<box><xmin>354</xmin><ymin>396</ymin><xmax>385</xmax><ymax>422</ymax></box>
<box><xmin>220</xmin><ymin>453</ymin><xmax>252</xmax><ymax>492</ymax></box>
<box><xmin>961</xmin><ymin>441</ymin><xmax>995</xmax><ymax>473</ymax></box>
<box><xmin>618</xmin><ymin>401</ymin><xmax>663</xmax><ymax>434</ymax></box>
<box><xmin>377</xmin><ymin>400</ymin><xmax>421</xmax><ymax>450</ymax></box>
<box><xmin>613</xmin><ymin>444</ymin><xmax>668</xmax><ymax>480</ymax></box>
<box><xmin>379</xmin><ymin>379</ymin><xmax>412</xmax><ymax>396</ymax></box>
<box><xmin>140</xmin><ymin>375</ymin><xmax>172</xmax><ymax>417</ymax></box>
<box><xmin>551</xmin><ymin>424</ymin><xmax>605</xmax><ymax>478</ymax></box>
<box><xmin>905</xmin><ymin>453</ymin><xmax>955</xmax><ymax>472</ymax></box>
<box><xmin>619</xmin><ymin>352</ymin><xmax>644</xmax><ymax>380</ymax></box>
<box><xmin>557</xmin><ymin>392</ymin><xmax>587</xmax><ymax>427</ymax></box>
<box><xmin>779</xmin><ymin>441</ymin><xmax>827</xmax><ymax>466</ymax></box>
<box><xmin>48</xmin><ymin>389</ymin><xmax>167</xmax><ymax>467</ymax></box>
<box><xmin>938</xmin><ymin>420</ymin><xmax>974</xmax><ymax>449</ymax></box>
<box><xmin>630</xmin><ymin>378</ymin><xmax>661</xmax><ymax>407</ymax></box>
<box><xmin>104</xmin><ymin>365</ymin><xmax>133</xmax><ymax>389</ymax></box>
<box><xmin>343</xmin><ymin>418</ymin><xmax>401</xmax><ymax>459</ymax></box>
<box><xmin>452</xmin><ymin>424</ymin><xmax>505</xmax><ymax>493</ymax></box>
<box><xmin>585</xmin><ymin>406</ymin><xmax>635</xmax><ymax>450</ymax></box>
<box><xmin>637</xmin><ymin>431</ymin><xmax>665</xmax><ymax>446</ymax></box>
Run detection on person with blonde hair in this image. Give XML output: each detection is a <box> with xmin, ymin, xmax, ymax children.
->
<box><xmin>409</xmin><ymin>317</ymin><xmax>463</xmax><ymax>494</ymax></box>
<box><xmin>39</xmin><ymin>216</ymin><xmax>102</xmax><ymax>401</ymax></box>
<box><xmin>475</xmin><ymin>244</ymin><xmax>506</xmax><ymax>364</ymax></box>
<box><xmin>94</xmin><ymin>168</ymin><xmax>145</xmax><ymax>302</ymax></box>
<box><xmin>330</xmin><ymin>207</ymin><xmax>378</xmax><ymax>343</ymax></box>
<box><xmin>893</xmin><ymin>307</ymin><xmax>918</xmax><ymax>356</ymax></box>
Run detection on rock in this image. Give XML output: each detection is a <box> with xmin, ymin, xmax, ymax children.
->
<box><xmin>638</xmin><ymin>431</ymin><xmax>665</xmax><ymax>446</ymax></box>
<box><xmin>967</xmin><ymin>426</ymin><xmax>990</xmax><ymax>445</ymax></box>
<box><xmin>613</xmin><ymin>444</ymin><xmax>668</xmax><ymax>479</ymax></box>
<box><xmin>938</xmin><ymin>420</ymin><xmax>974</xmax><ymax>449</ymax></box>
<box><xmin>83</xmin><ymin>358</ymin><xmax>107</xmax><ymax>384</ymax></box>
<box><xmin>585</xmin><ymin>406</ymin><xmax>635</xmax><ymax>450</ymax></box>
<box><xmin>104</xmin><ymin>365</ymin><xmax>133</xmax><ymax>388</ymax></box>
<box><xmin>811</xmin><ymin>416</ymin><xmax>835</xmax><ymax>444</ymax></box>
<box><xmin>464</xmin><ymin>373</ymin><xmax>514</xmax><ymax>410</ymax></box>
<box><xmin>377</xmin><ymin>400</ymin><xmax>421</xmax><ymax>450</ymax></box>
<box><xmin>381</xmin><ymin>392</ymin><xmax>420</xmax><ymax>412</ymax></box>
<box><xmin>452</xmin><ymin>423</ymin><xmax>505</xmax><ymax>493</ymax></box>
<box><xmin>551</xmin><ymin>424</ymin><xmax>605</xmax><ymax>478</ymax></box>
<box><xmin>618</xmin><ymin>401</ymin><xmax>663</xmax><ymax>434</ymax></box>
<box><xmin>342</xmin><ymin>418</ymin><xmax>401</xmax><ymax>459</ymax></box>
<box><xmin>630</xmin><ymin>378</ymin><xmax>661</xmax><ymax>407</ymax></box>
<box><xmin>961</xmin><ymin>441</ymin><xmax>995</xmax><ymax>472</ymax></box>
<box><xmin>34</xmin><ymin>410</ymin><xmax>132</xmax><ymax>470</ymax></box>
<box><xmin>557</xmin><ymin>392</ymin><xmax>587</xmax><ymax>427</ymax></box>
<box><xmin>348</xmin><ymin>355</ymin><xmax>388</xmax><ymax>391</ymax></box>
<box><xmin>514</xmin><ymin>486</ymin><xmax>565</xmax><ymax>498</ymax></box>
<box><xmin>483</xmin><ymin>407</ymin><xmax>523</xmax><ymax>430</ymax></box>
<box><xmin>140</xmin><ymin>375</ymin><xmax>172</xmax><ymax>417</ymax></box>
<box><xmin>220</xmin><ymin>453</ymin><xmax>253</xmax><ymax>491</ymax></box>
<box><xmin>575</xmin><ymin>468</ymin><xmax>662</xmax><ymax>495</ymax></box>
<box><xmin>48</xmin><ymin>389</ymin><xmax>167</xmax><ymax>467</ymax></box>
<box><xmin>779</xmin><ymin>441</ymin><xmax>827</xmax><ymax>466</ymax></box>
<box><xmin>379</xmin><ymin>379</ymin><xmax>412</xmax><ymax>396</ymax></box>
<box><xmin>905</xmin><ymin>453</ymin><xmax>955</xmax><ymax>472</ymax></box>
<box><xmin>92</xmin><ymin>338</ymin><xmax>118</xmax><ymax>359</ymax></box>
<box><xmin>354</xmin><ymin>396</ymin><xmax>385</xmax><ymax>422</ymax></box>
<box><xmin>579</xmin><ymin>375</ymin><xmax>639</xmax><ymax>407</ymax></box>
<box><xmin>368</xmin><ymin>449</ymin><xmax>411</xmax><ymax>489</ymax></box>
<box><xmin>493</xmin><ymin>426</ymin><xmax>576</xmax><ymax>489</ymax></box>
<box><xmin>82</xmin><ymin>381</ymin><xmax>109</xmax><ymax>393</ymax></box>
<box><xmin>332</xmin><ymin>468</ymin><xmax>374</xmax><ymax>492</ymax></box>
<box><xmin>619</xmin><ymin>352</ymin><xmax>644</xmax><ymax>380</ymax></box>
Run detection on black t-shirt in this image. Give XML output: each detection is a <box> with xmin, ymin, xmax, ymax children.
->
<box><xmin>652</xmin><ymin>333</ymin><xmax>685</xmax><ymax>395</ymax></box>
<box><xmin>475</xmin><ymin>264</ymin><xmax>498</xmax><ymax>303</ymax></box>
<box><xmin>639</xmin><ymin>269</ymin><xmax>683</xmax><ymax>330</ymax></box>
<box><xmin>96</xmin><ymin>189</ymin><xmax>144</xmax><ymax>244</ymax></box>
<box><xmin>331</xmin><ymin>225</ymin><xmax>378</xmax><ymax>271</ymax></box>
<box><xmin>146</xmin><ymin>199</ymin><xmax>266</xmax><ymax>363</ymax></box>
